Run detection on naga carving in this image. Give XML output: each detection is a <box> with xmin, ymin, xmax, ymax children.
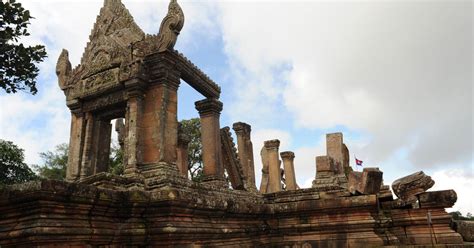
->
<box><xmin>56</xmin><ymin>49</ymin><xmax>72</xmax><ymax>91</ymax></box>
<box><xmin>156</xmin><ymin>0</ymin><xmax>185</xmax><ymax>52</ymax></box>
<box><xmin>220</xmin><ymin>127</ymin><xmax>246</xmax><ymax>190</ymax></box>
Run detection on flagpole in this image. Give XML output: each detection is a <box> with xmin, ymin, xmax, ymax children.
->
<box><xmin>354</xmin><ymin>154</ymin><xmax>357</xmax><ymax>172</ymax></box>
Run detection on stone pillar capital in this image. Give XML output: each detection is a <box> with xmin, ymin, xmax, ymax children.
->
<box><xmin>232</xmin><ymin>122</ymin><xmax>251</xmax><ymax>135</ymax></box>
<box><xmin>195</xmin><ymin>98</ymin><xmax>223</xmax><ymax>116</ymax></box>
<box><xmin>280</xmin><ymin>151</ymin><xmax>295</xmax><ymax>160</ymax></box>
<box><xmin>145</xmin><ymin>52</ymin><xmax>181</xmax><ymax>90</ymax></box>
<box><xmin>125</xmin><ymin>79</ymin><xmax>147</xmax><ymax>98</ymax></box>
<box><xmin>264</xmin><ymin>139</ymin><xmax>280</xmax><ymax>150</ymax></box>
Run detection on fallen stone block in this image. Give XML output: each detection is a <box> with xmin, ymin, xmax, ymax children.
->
<box><xmin>417</xmin><ymin>190</ymin><xmax>457</xmax><ymax>208</ymax></box>
<box><xmin>392</xmin><ymin>171</ymin><xmax>434</xmax><ymax>202</ymax></box>
<box><xmin>348</xmin><ymin>167</ymin><xmax>383</xmax><ymax>195</ymax></box>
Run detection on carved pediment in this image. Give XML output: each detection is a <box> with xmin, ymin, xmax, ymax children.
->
<box><xmin>67</xmin><ymin>0</ymin><xmax>145</xmax><ymax>96</ymax></box>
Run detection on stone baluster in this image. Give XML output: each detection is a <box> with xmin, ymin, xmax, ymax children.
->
<box><xmin>265</xmin><ymin>139</ymin><xmax>281</xmax><ymax>193</ymax></box>
<box><xmin>195</xmin><ymin>98</ymin><xmax>224</xmax><ymax>182</ymax></box>
<box><xmin>280</xmin><ymin>151</ymin><xmax>297</xmax><ymax>191</ymax></box>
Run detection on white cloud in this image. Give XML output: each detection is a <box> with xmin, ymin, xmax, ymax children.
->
<box><xmin>0</xmin><ymin>84</ymin><xmax>69</xmax><ymax>165</ymax></box>
<box><xmin>431</xmin><ymin>169</ymin><xmax>474</xmax><ymax>215</ymax></box>
<box><xmin>217</xmin><ymin>1</ymin><xmax>472</xmax><ymax>172</ymax></box>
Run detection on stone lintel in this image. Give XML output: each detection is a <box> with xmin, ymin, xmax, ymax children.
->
<box><xmin>280</xmin><ymin>151</ymin><xmax>295</xmax><ymax>160</ymax></box>
<box><xmin>264</xmin><ymin>139</ymin><xmax>280</xmax><ymax>150</ymax></box>
<box><xmin>195</xmin><ymin>98</ymin><xmax>223</xmax><ymax>116</ymax></box>
<box><xmin>172</xmin><ymin>51</ymin><xmax>221</xmax><ymax>98</ymax></box>
<box><xmin>232</xmin><ymin>122</ymin><xmax>251</xmax><ymax>135</ymax></box>
<box><xmin>418</xmin><ymin>190</ymin><xmax>457</xmax><ymax>208</ymax></box>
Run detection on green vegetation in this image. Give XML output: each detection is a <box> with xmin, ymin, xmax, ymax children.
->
<box><xmin>33</xmin><ymin>143</ymin><xmax>68</xmax><ymax>180</ymax></box>
<box><xmin>0</xmin><ymin>0</ymin><xmax>47</xmax><ymax>94</ymax></box>
<box><xmin>0</xmin><ymin>139</ymin><xmax>37</xmax><ymax>185</ymax></box>
<box><xmin>0</xmin><ymin>119</ymin><xmax>203</xmax><ymax>183</ymax></box>
<box><xmin>449</xmin><ymin>211</ymin><xmax>474</xmax><ymax>221</ymax></box>
<box><xmin>179</xmin><ymin>118</ymin><xmax>203</xmax><ymax>181</ymax></box>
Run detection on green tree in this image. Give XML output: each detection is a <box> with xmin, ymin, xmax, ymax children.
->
<box><xmin>0</xmin><ymin>0</ymin><xmax>47</xmax><ymax>94</ymax></box>
<box><xmin>0</xmin><ymin>139</ymin><xmax>37</xmax><ymax>185</ymax></box>
<box><xmin>35</xmin><ymin>142</ymin><xmax>125</xmax><ymax>180</ymax></box>
<box><xmin>449</xmin><ymin>211</ymin><xmax>474</xmax><ymax>221</ymax></box>
<box><xmin>33</xmin><ymin>119</ymin><xmax>204</xmax><ymax>181</ymax></box>
<box><xmin>33</xmin><ymin>143</ymin><xmax>68</xmax><ymax>180</ymax></box>
<box><xmin>108</xmin><ymin>119</ymin><xmax>204</xmax><ymax>180</ymax></box>
<box><xmin>108</xmin><ymin>141</ymin><xmax>124</xmax><ymax>176</ymax></box>
<box><xmin>179</xmin><ymin>118</ymin><xmax>203</xmax><ymax>181</ymax></box>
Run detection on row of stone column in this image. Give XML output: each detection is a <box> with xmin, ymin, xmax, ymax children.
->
<box><xmin>175</xmin><ymin>99</ymin><xmax>258</xmax><ymax>190</ymax></box>
<box><xmin>260</xmin><ymin>139</ymin><xmax>298</xmax><ymax>193</ymax></box>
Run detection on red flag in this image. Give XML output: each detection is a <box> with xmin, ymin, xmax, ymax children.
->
<box><xmin>355</xmin><ymin>157</ymin><xmax>363</xmax><ymax>166</ymax></box>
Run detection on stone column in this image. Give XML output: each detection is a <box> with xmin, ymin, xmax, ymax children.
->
<box><xmin>195</xmin><ymin>98</ymin><xmax>224</xmax><ymax>182</ymax></box>
<box><xmin>326</xmin><ymin>133</ymin><xmax>344</xmax><ymax>174</ymax></box>
<box><xmin>66</xmin><ymin>112</ymin><xmax>85</xmax><ymax>182</ymax></box>
<box><xmin>280</xmin><ymin>151</ymin><xmax>297</xmax><ymax>191</ymax></box>
<box><xmin>259</xmin><ymin>146</ymin><xmax>269</xmax><ymax>193</ymax></box>
<box><xmin>176</xmin><ymin>127</ymin><xmax>190</xmax><ymax>178</ymax></box>
<box><xmin>140</xmin><ymin>57</ymin><xmax>181</xmax><ymax>169</ymax></box>
<box><xmin>92</xmin><ymin>120</ymin><xmax>112</xmax><ymax>174</ymax></box>
<box><xmin>140</xmin><ymin>82</ymin><xmax>179</xmax><ymax>165</ymax></box>
<box><xmin>123</xmin><ymin>90</ymin><xmax>144</xmax><ymax>176</ymax></box>
<box><xmin>232</xmin><ymin>122</ymin><xmax>256</xmax><ymax>190</ymax></box>
<box><xmin>79</xmin><ymin>112</ymin><xmax>95</xmax><ymax>179</ymax></box>
<box><xmin>265</xmin><ymin>139</ymin><xmax>281</xmax><ymax>193</ymax></box>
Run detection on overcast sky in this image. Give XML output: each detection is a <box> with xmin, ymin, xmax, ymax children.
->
<box><xmin>0</xmin><ymin>0</ymin><xmax>472</xmax><ymax>214</ymax></box>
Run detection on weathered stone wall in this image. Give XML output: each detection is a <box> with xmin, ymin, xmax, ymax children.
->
<box><xmin>0</xmin><ymin>180</ymin><xmax>463</xmax><ymax>247</ymax></box>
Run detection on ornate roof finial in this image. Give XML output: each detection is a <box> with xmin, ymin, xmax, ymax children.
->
<box><xmin>156</xmin><ymin>0</ymin><xmax>185</xmax><ymax>52</ymax></box>
<box><xmin>56</xmin><ymin>49</ymin><xmax>72</xmax><ymax>91</ymax></box>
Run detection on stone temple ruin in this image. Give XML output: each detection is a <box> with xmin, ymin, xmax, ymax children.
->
<box><xmin>0</xmin><ymin>0</ymin><xmax>467</xmax><ymax>247</ymax></box>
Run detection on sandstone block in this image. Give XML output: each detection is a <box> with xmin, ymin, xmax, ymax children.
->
<box><xmin>316</xmin><ymin>156</ymin><xmax>335</xmax><ymax>173</ymax></box>
<box><xmin>348</xmin><ymin>167</ymin><xmax>383</xmax><ymax>195</ymax></box>
<box><xmin>392</xmin><ymin>171</ymin><xmax>434</xmax><ymax>202</ymax></box>
<box><xmin>417</xmin><ymin>190</ymin><xmax>457</xmax><ymax>208</ymax></box>
<box><xmin>453</xmin><ymin>220</ymin><xmax>474</xmax><ymax>242</ymax></box>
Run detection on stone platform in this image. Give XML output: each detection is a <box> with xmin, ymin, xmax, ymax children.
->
<box><xmin>0</xmin><ymin>178</ymin><xmax>463</xmax><ymax>247</ymax></box>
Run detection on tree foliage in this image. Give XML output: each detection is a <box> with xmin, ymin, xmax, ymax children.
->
<box><xmin>33</xmin><ymin>119</ymin><xmax>204</xmax><ymax>181</ymax></box>
<box><xmin>179</xmin><ymin>118</ymin><xmax>203</xmax><ymax>181</ymax></box>
<box><xmin>449</xmin><ymin>211</ymin><xmax>474</xmax><ymax>221</ymax></box>
<box><xmin>35</xmin><ymin>142</ymin><xmax>124</xmax><ymax>180</ymax></box>
<box><xmin>108</xmin><ymin>142</ymin><xmax>124</xmax><ymax>176</ymax></box>
<box><xmin>0</xmin><ymin>0</ymin><xmax>47</xmax><ymax>94</ymax></box>
<box><xmin>33</xmin><ymin>143</ymin><xmax>68</xmax><ymax>180</ymax></box>
<box><xmin>0</xmin><ymin>139</ymin><xmax>37</xmax><ymax>185</ymax></box>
